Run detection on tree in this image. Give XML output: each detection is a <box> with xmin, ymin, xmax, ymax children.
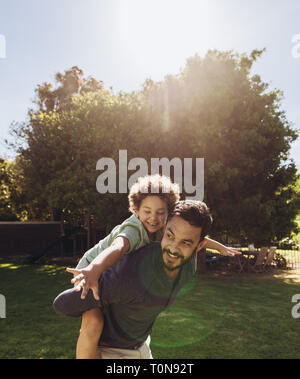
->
<box><xmin>0</xmin><ymin>158</ymin><xmax>27</xmax><ymax>220</ymax></box>
<box><xmin>139</xmin><ymin>49</ymin><xmax>299</xmax><ymax>245</ymax></box>
<box><xmin>8</xmin><ymin>51</ymin><xmax>299</xmax><ymax>245</ymax></box>
<box><xmin>8</xmin><ymin>78</ymin><xmax>146</xmax><ymax>227</ymax></box>
<box><xmin>7</xmin><ymin>68</ymin><xmax>106</xmax><ymax>222</ymax></box>
<box><xmin>290</xmin><ymin>177</ymin><xmax>300</xmax><ymax>247</ymax></box>
<box><xmin>33</xmin><ymin>66</ymin><xmax>103</xmax><ymax>113</ymax></box>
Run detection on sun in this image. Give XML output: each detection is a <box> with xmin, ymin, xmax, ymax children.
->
<box><xmin>104</xmin><ymin>0</ymin><xmax>221</xmax><ymax>85</ymax></box>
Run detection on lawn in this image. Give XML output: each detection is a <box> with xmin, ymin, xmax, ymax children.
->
<box><xmin>0</xmin><ymin>259</ymin><xmax>300</xmax><ymax>359</ymax></box>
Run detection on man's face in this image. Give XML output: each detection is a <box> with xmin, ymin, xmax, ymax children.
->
<box><xmin>161</xmin><ymin>215</ymin><xmax>205</xmax><ymax>272</ymax></box>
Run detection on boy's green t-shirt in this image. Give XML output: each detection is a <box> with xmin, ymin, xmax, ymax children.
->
<box><xmin>76</xmin><ymin>214</ymin><xmax>164</xmax><ymax>269</ymax></box>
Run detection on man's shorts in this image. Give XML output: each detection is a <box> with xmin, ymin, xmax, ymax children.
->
<box><xmin>96</xmin><ymin>336</ymin><xmax>153</xmax><ymax>359</ymax></box>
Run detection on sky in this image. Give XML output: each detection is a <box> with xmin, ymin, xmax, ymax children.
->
<box><xmin>0</xmin><ymin>0</ymin><xmax>299</xmax><ymax>170</ymax></box>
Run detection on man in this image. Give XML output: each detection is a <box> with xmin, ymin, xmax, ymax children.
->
<box><xmin>53</xmin><ymin>200</ymin><xmax>213</xmax><ymax>359</ymax></box>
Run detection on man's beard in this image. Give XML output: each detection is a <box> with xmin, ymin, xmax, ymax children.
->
<box><xmin>161</xmin><ymin>247</ymin><xmax>195</xmax><ymax>271</ymax></box>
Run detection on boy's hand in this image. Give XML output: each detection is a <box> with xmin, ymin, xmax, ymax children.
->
<box><xmin>219</xmin><ymin>246</ymin><xmax>242</xmax><ymax>256</ymax></box>
<box><xmin>66</xmin><ymin>266</ymin><xmax>100</xmax><ymax>301</ymax></box>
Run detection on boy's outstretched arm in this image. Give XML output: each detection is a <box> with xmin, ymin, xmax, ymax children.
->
<box><xmin>203</xmin><ymin>237</ymin><xmax>241</xmax><ymax>256</ymax></box>
<box><xmin>66</xmin><ymin>236</ymin><xmax>130</xmax><ymax>300</ymax></box>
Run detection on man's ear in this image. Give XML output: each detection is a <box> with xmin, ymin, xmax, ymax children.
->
<box><xmin>196</xmin><ymin>238</ymin><xmax>207</xmax><ymax>253</ymax></box>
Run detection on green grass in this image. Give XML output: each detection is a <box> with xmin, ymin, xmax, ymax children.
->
<box><xmin>0</xmin><ymin>259</ymin><xmax>300</xmax><ymax>359</ymax></box>
<box><xmin>0</xmin><ymin>261</ymin><xmax>81</xmax><ymax>359</ymax></box>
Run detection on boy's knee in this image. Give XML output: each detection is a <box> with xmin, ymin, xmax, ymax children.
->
<box><xmin>82</xmin><ymin>308</ymin><xmax>104</xmax><ymax>328</ymax></box>
<box><xmin>53</xmin><ymin>287</ymin><xmax>100</xmax><ymax>318</ymax></box>
<box><xmin>53</xmin><ymin>288</ymin><xmax>82</xmax><ymax>317</ymax></box>
<box><xmin>53</xmin><ymin>291</ymin><xmax>69</xmax><ymax>316</ymax></box>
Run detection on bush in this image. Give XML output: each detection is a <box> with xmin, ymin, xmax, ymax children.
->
<box><xmin>273</xmin><ymin>252</ymin><xmax>287</xmax><ymax>269</ymax></box>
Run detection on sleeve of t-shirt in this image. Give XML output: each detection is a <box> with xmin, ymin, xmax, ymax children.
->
<box><xmin>76</xmin><ymin>225</ymin><xmax>142</xmax><ymax>269</ymax></box>
<box><xmin>117</xmin><ymin>225</ymin><xmax>142</xmax><ymax>254</ymax></box>
<box><xmin>76</xmin><ymin>241</ymin><xmax>103</xmax><ymax>269</ymax></box>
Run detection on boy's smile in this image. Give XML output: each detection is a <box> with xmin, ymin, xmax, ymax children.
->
<box><xmin>135</xmin><ymin>196</ymin><xmax>168</xmax><ymax>237</ymax></box>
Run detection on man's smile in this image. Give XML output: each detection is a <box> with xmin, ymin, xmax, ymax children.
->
<box><xmin>163</xmin><ymin>249</ymin><xmax>184</xmax><ymax>261</ymax></box>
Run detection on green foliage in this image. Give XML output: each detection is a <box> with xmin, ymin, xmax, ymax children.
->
<box><xmin>6</xmin><ymin>50</ymin><xmax>299</xmax><ymax>243</ymax></box>
<box><xmin>140</xmin><ymin>49</ymin><xmax>299</xmax><ymax>245</ymax></box>
<box><xmin>32</xmin><ymin>66</ymin><xmax>103</xmax><ymax>113</ymax></box>
<box><xmin>273</xmin><ymin>252</ymin><xmax>288</xmax><ymax>269</ymax></box>
<box><xmin>290</xmin><ymin>177</ymin><xmax>300</xmax><ymax>246</ymax></box>
<box><xmin>0</xmin><ymin>158</ymin><xmax>27</xmax><ymax>220</ymax></box>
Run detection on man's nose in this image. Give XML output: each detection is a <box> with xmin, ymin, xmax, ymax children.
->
<box><xmin>169</xmin><ymin>240</ymin><xmax>180</xmax><ymax>253</ymax></box>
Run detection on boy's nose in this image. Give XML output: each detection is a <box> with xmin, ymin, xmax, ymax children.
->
<box><xmin>149</xmin><ymin>215</ymin><xmax>158</xmax><ymax>223</ymax></box>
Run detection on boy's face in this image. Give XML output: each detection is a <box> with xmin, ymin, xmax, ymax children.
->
<box><xmin>161</xmin><ymin>215</ymin><xmax>205</xmax><ymax>272</ymax></box>
<box><xmin>135</xmin><ymin>195</ymin><xmax>168</xmax><ymax>235</ymax></box>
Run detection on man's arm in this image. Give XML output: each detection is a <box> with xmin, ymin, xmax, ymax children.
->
<box><xmin>66</xmin><ymin>236</ymin><xmax>130</xmax><ymax>300</ymax></box>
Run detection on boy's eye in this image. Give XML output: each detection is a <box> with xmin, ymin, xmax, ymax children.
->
<box><xmin>143</xmin><ymin>210</ymin><xmax>165</xmax><ymax>216</ymax></box>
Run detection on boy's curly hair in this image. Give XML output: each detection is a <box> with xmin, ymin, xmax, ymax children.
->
<box><xmin>128</xmin><ymin>175</ymin><xmax>180</xmax><ymax>213</ymax></box>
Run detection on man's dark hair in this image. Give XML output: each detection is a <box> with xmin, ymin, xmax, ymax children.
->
<box><xmin>167</xmin><ymin>200</ymin><xmax>213</xmax><ymax>241</ymax></box>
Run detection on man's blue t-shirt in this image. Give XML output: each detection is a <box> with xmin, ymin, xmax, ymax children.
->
<box><xmin>53</xmin><ymin>242</ymin><xmax>198</xmax><ymax>349</ymax></box>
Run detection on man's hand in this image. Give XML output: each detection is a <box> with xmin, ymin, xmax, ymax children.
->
<box><xmin>66</xmin><ymin>266</ymin><xmax>100</xmax><ymax>300</ymax></box>
<box><xmin>219</xmin><ymin>246</ymin><xmax>242</xmax><ymax>257</ymax></box>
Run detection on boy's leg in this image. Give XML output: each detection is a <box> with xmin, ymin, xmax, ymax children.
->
<box><xmin>53</xmin><ymin>287</ymin><xmax>104</xmax><ymax>359</ymax></box>
<box><xmin>53</xmin><ymin>287</ymin><xmax>99</xmax><ymax>317</ymax></box>
<box><xmin>76</xmin><ymin>308</ymin><xmax>104</xmax><ymax>359</ymax></box>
